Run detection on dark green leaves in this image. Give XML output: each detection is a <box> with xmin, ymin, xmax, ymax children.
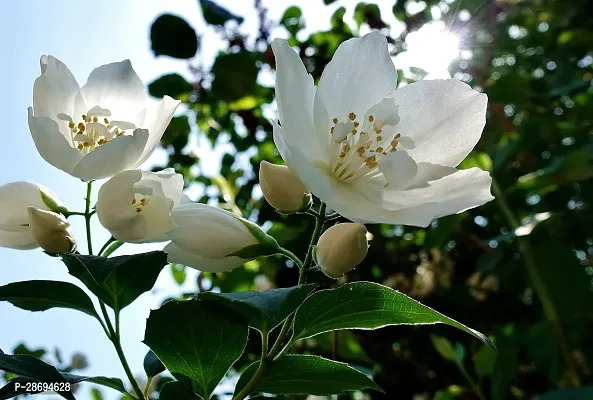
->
<box><xmin>61</xmin><ymin>251</ymin><xmax>168</xmax><ymax>312</ymax></box>
<box><xmin>211</xmin><ymin>52</ymin><xmax>259</xmax><ymax>101</ymax></box>
<box><xmin>143</xmin><ymin>350</ymin><xmax>165</xmax><ymax>379</ymax></box>
<box><xmin>0</xmin><ymin>353</ymin><xmax>130</xmax><ymax>399</ymax></box>
<box><xmin>291</xmin><ymin>282</ymin><xmax>495</xmax><ymax>351</ymax></box>
<box><xmin>151</xmin><ymin>14</ymin><xmax>199</xmax><ymax>59</ymax></box>
<box><xmin>234</xmin><ymin>355</ymin><xmax>382</xmax><ymax>396</ymax></box>
<box><xmin>199</xmin><ymin>0</ymin><xmax>244</xmax><ymax>26</ymax></box>
<box><xmin>159</xmin><ymin>381</ymin><xmax>199</xmax><ymax>400</ymax></box>
<box><xmin>144</xmin><ymin>300</ymin><xmax>248</xmax><ymax>399</ymax></box>
<box><xmin>0</xmin><ymin>280</ymin><xmax>98</xmax><ymax>319</ymax></box>
<box><xmin>148</xmin><ymin>74</ymin><xmax>193</xmax><ymax>99</ymax></box>
<box><xmin>198</xmin><ymin>284</ymin><xmax>316</xmax><ymax>332</ymax></box>
<box><xmin>539</xmin><ymin>386</ymin><xmax>593</xmax><ymax>400</ymax></box>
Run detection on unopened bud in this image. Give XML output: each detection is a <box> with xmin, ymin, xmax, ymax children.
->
<box><xmin>259</xmin><ymin>161</ymin><xmax>311</xmax><ymax>213</ymax></box>
<box><xmin>315</xmin><ymin>223</ymin><xmax>369</xmax><ymax>278</ymax></box>
<box><xmin>27</xmin><ymin>207</ymin><xmax>76</xmax><ymax>254</ymax></box>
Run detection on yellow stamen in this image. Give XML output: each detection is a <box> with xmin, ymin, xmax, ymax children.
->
<box><xmin>348</xmin><ymin>112</ymin><xmax>356</xmax><ymax>121</ymax></box>
<box><xmin>332</xmin><ymin>118</ymin><xmax>338</xmax><ymax>124</ymax></box>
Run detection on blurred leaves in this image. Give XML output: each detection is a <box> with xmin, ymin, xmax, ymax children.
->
<box><xmin>150</xmin><ymin>14</ymin><xmax>199</xmax><ymax>59</ymax></box>
<box><xmin>148</xmin><ymin>74</ymin><xmax>193</xmax><ymax>100</ymax></box>
<box><xmin>199</xmin><ymin>0</ymin><xmax>244</xmax><ymax>26</ymax></box>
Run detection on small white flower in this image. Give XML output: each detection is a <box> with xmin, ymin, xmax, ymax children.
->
<box><xmin>271</xmin><ymin>32</ymin><xmax>494</xmax><ymax>227</ymax></box>
<box><xmin>96</xmin><ymin>169</ymin><xmax>187</xmax><ymax>243</ymax></box>
<box><xmin>0</xmin><ymin>182</ymin><xmax>65</xmax><ymax>249</ymax></box>
<box><xmin>28</xmin><ymin>56</ymin><xmax>180</xmax><ymax>181</ymax></box>
<box><xmin>27</xmin><ymin>207</ymin><xmax>76</xmax><ymax>254</ymax></box>
<box><xmin>164</xmin><ymin>203</ymin><xmax>275</xmax><ymax>273</ymax></box>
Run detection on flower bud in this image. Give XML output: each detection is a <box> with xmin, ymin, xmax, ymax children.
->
<box><xmin>164</xmin><ymin>203</ymin><xmax>280</xmax><ymax>272</ymax></box>
<box><xmin>259</xmin><ymin>161</ymin><xmax>311</xmax><ymax>213</ymax></box>
<box><xmin>0</xmin><ymin>181</ymin><xmax>66</xmax><ymax>250</ymax></box>
<box><xmin>27</xmin><ymin>207</ymin><xmax>76</xmax><ymax>254</ymax></box>
<box><xmin>315</xmin><ymin>223</ymin><xmax>369</xmax><ymax>278</ymax></box>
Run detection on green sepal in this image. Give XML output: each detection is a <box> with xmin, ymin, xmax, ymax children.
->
<box><xmin>225</xmin><ymin>244</ymin><xmax>279</xmax><ymax>259</ymax></box>
<box><xmin>39</xmin><ymin>188</ymin><xmax>68</xmax><ymax>215</ymax></box>
<box><xmin>233</xmin><ymin>215</ymin><xmax>281</xmax><ymax>250</ymax></box>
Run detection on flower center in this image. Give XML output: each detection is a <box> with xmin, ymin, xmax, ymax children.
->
<box><xmin>58</xmin><ymin>105</ymin><xmax>137</xmax><ymax>155</ymax></box>
<box><xmin>328</xmin><ymin>98</ymin><xmax>415</xmax><ymax>186</ymax></box>
<box><xmin>131</xmin><ymin>194</ymin><xmax>150</xmax><ymax>213</ymax></box>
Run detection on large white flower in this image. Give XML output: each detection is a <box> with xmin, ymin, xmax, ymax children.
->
<box><xmin>164</xmin><ymin>203</ymin><xmax>271</xmax><ymax>273</ymax></box>
<box><xmin>96</xmin><ymin>169</ymin><xmax>187</xmax><ymax>243</ymax></box>
<box><xmin>0</xmin><ymin>182</ymin><xmax>65</xmax><ymax>250</ymax></box>
<box><xmin>28</xmin><ymin>56</ymin><xmax>180</xmax><ymax>181</ymax></box>
<box><xmin>271</xmin><ymin>32</ymin><xmax>494</xmax><ymax>227</ymax></box>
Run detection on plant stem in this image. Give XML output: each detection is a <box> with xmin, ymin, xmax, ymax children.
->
<box><xmin>232</xmin><ymin>332</ymin><xmax>269</xmax><ymax>400</ymax></box>
<box><xmin>458</xmin><ymin>363</ymin><xmax>486</xmax><ymax>400</ymax></box>
<box><xmin>98</xmin><ymin>237</ymin><xmax>116</xmax><ymax>257</ymax></box>
<box><xmin>491</xmin><ymin>179</ymin><xmax>581</xmax><ymax>387</ymax></box>
<box><xmin>234</xmin><ymin>203</ymin><xmax>328</xmax><ymax>400</ymax></box>
<box><xmin>64</xmin><ymin>211</ymin><xmax>86</xmax><ymax>217</ymax></box>
<box><xmin>143</xmin><ymin>376</ymin><xmax>154</xmax><ymax>399</ymax></box>
<box><xmin>84</xmin><ymin>182</ymin><xmax>94</xmax><ymax>255</ymax></box>
<box><xmin>332</xmin><ymin>330</ymin><xmax>339</xmax><ymax>361</ymax></box>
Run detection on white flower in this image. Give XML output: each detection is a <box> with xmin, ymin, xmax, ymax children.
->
<box><xmin>271</xmin><ymin>32</ymin><xmax>494</xmax><ymax>227</ymax></box>
<box><xmin>315</xmin><ymin>223</ymin><xmax>369</xmax><ymax>278</ymax></box>
<box><xmin>27</xmin><ymin>207</ymin><xmax>76</xmax><ymax>254</ymax></box>
<box><xmin>28</xmin><ymin>56</ymin><xmax>180</xmax><ymax>181</ymax></box>
<box><xmin>0</xmin><ymin>182</ymin><xmax>65</xmax><ymax>249</ymax></box>
<box><xmin>164</xmin><ymin>203</ymin><xmax>277</xmax><ymax>273</ymax></box>
<box><xmin>96</xmin><ymin>169</ymin><xmax>187</xmax><ymax>243</ymax></box>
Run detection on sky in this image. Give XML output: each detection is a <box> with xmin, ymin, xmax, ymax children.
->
<box><xmin>0</xmin><ymin>1</ymin><xmax>459</xmax><ymax>399</ymax></box>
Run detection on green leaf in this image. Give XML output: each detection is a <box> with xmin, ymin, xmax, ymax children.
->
<box><xmin>291</xmin><ymin>282</ymin><xmax>495</xmax><ymax>351</ymax></box>
<box><xmin>170</xmin><ymin>264</ymin><xmax>187</xmax><ymax>286</ymax></box>
<box><xmin>144</xmin><ymin>300</ymin><xmax>248</xmax><ymax>399</ymax></box>
<box><xmin>91</xmin><ymin>387</ymin><xmax>104</xmax><ymax>400</ymax></box>
<box><xmin>148</xmin><ymin>74</ymin><xmax>193</xmax><ymax>99</ymax></box>
<box><xmin>151</xmin><ymin>14</ymin><xmax>199</xmax><ymax>59</ymax></box>
<box><xmin>0</xmin><ymin>280</ymin><xmax>99</xmax><ymax>320</ymax></box>
<box><xmin>280</xmin><ymin>6</ymin><xmax>303</xmax><ymax>37</ymax></box>
<box><xmin>61</xmin><ymin>251</ymin><xmax>168</xmax><ymax>312</ymax></box>
<box><xmin>491</xmin><ymin>325</ymin><xmax>521</xmax><ymax>400</ymax></box>
<box><xmin>234</xmin><ymin>355</ymin><xmax>383</xmax><ymax>396</ymax></box>
<box><xmin>539</xmin><ymin>386</ymin><xmax>593</xmax><ymax>400</ymax></box>
<box><xmin>0</xmin><ymin>353</ymin><xmax>72</xmax><ymax>400</ymax></box>
<box><xmin>159</xmin><ymin>381</ymin><xmax>199</xmax><ymax>400</ymax></box>
<box><xmin>473</xmin><ymin>344</ymin><xmax>495</xmax><ymax>377</ymax></box>
<box><xmin>211</xmin><ymin>52</ymin><xmax>259</xmax><ymax>102</ymax></box>
<box><xmin>199</xmin><ymin>0</ymin><xmax>244</xmax><ymax>26</ymax></box>
<box><xmin>198</xmin><ymin>284</ymin><xmax>316</xmax><ymax>332</ymax></box>
<box><xmin>430</xmin><ymin>335</ymin><xmax>457</xmax><ymax>362</ymax></box>
<box><xmin>143</xmin><ymin>350</ymin><xmax>165</xmax><ymax>379</ymax></box>
<box><xmin>161</xmin><ymin>116</ymin><xmax>191</xmax><ymax>153</ymax></box>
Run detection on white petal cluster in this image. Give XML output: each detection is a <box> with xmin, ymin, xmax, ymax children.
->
<box><xmin>28</xmin><ymin>56</ymin><xmax>180</xmax><ymax>181</ymax></box>
<box><xmin>271</xmin><ymin>32</ymin><xmax>494</xmax><ymax>227</ymax></box>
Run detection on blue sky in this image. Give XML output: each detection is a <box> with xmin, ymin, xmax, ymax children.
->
<box><xmin>0</xmin><ymin>1</ymin><xmax>456</xmax><ymax>398</ymax></box>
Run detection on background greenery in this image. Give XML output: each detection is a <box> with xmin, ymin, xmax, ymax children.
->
<box><xmin>147</xmin><ymin>0</ymin><xmax>593</xmax><ymax>398</ymax></box>
<box><xmin>4</xmin><ymin>0</ymin><xmax>593</xmax><ymax>398</ymax></box>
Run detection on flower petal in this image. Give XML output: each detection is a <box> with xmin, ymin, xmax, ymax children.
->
<box><xmin>134</xmin><ymin>96</ymin><xmax>180</xmax><ymax>167</ymax></box>
<box><xmin>96</xmin><ymin>170</ymin><xmax>141</xmax><ymax>232</ymax></box>
<box><xmin>327</xmin><ymin>168</ymin><xmax>493</xmax><ymax>227</ymax></box>
<box><xmin>80</xmin><ymin>60</ymin><xmax>147</xmax><ymax>116</ymax></box>
<box><xmin>392</xmin><ymin>79</ymin><xmax>488</xmax><ymax>167</ymax></box>
<box><xmin>164</xmin><ymin>242</ymin><xmax>246</xmax><ymax>273</ymax></box>
<box><xmin>272</xmin><ymin>121</ymin><xmax>333</xmax><ymax>201</ymax></box>
<box><xmin>405</xmin><ymin>162</ymin><xmax>457</xmax><ymax>190</ymax></box>
<box><xmin>72</xmin><ymin>129</ymin><xmax>149</xmax><ymax>181</ymax></box>
<box><xmin>316</xmin><ymin>31</ymin><xmax>398</xmax><ymax>120</ymax></box>
<box><xmin>271</xmin><ymin>39</ymin><xmax>326</xmax><ymax>162</ymax></box>
<box><xmin>28</xmin><ymin>109</ymin><xmax>83</xmax><ymax>176</ymax></box>
<box><xmin>378</xmin><ymin>150</ymin><xmax>418</xmax><ymax>190</ymax></box>
<box><xmin>33</xmin><ymin>56</ymin><xmax>79</xmax><ymax>122</ymax></box>
<box><xmin>0</xmin><ymin>230</ymin><xmax>38</xmax><ymax>250</ymax></box>
<box><xmin>137</xmin><ymin>168</ymin><xmax>184</xmax><ymax>205</ymax></box>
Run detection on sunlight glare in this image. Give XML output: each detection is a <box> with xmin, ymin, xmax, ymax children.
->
<box><xmin>398</xmin><ymin>21</ymin><xmax>461</xmax><ymax>79</ymax></box>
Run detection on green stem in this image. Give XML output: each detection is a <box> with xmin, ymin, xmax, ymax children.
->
<box><xmin>458</xmin><ymin>363</ymin><xmax>486</xmax><ymax>400</ymax></box>
<box><xmin>84</xmin><ymin>182</ymin><xmax>94</xmax><ymax>255</ymax></box>
<box><xmin>491</xmin><ymin>179</ymin><xmax>581</xmax><ymax>387</ymax></box>
<box><xmin>98</xmin><ymin>237</ymin><xmax>116</xmax><ymax>257</ymax></box>
<box><xmin>234</xmin><ymin>203</ymin><xmax>328</xmax><ymax>400</ymax></box>
<box><xmin>277</xmin><ymin>248</ymin><xmax>304</xmax><ymax>269</ymax></box>
<box><xmin>143</xmin><ymin>376</ymin><xmax>154</xmax><ymax>399</ymax></box>
<box><xmin>63</xmin><ymin>211</ymin><xmax>86</xmax><ymax>217</ymax></box>
<box><xmin>232</xmin><ymin>332</ymin><xmax>269</xmax><ymax>400</ymax></box>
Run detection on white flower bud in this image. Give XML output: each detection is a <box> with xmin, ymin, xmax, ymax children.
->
<box><xmin>164</xmin><ymin>203</ymin><xmax>280</xmax><ymax>273</ymax></box>
<box><xmin>27</xmin><ymin>207</ymin><xmax>76</xmax><ymax>254</ymax></box>
<box><xmin>315</xmin><ymin>223</ymin><xmax>369</xmax><ymax>278</ymax></box>
<box><xmin>259</xmin><ymin>161</ymin><xmax>311</xmax><ymax>213</ymax></box>
<box><xmin>0</xmin><ymin>181</ymin><xmax>66</xmax><ymax>250</ymax></box>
